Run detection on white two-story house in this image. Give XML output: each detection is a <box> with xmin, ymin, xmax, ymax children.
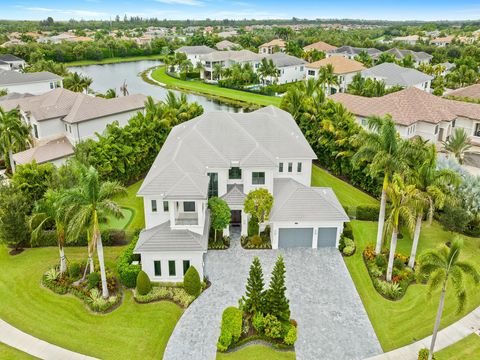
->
<box><xmin>0</xmin><ymin>69</ymin><xmax>62</xmax><ymax>95</ymax></box>
<box><xmin>134</xmin><ymin>106</ymin><xmax>349</xmax><ymax>282</ymax></box>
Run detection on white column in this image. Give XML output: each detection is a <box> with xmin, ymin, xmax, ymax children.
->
<box><xmin>272</xmin><ymin>225</ymin><xmax>278</xmax><ymax>249</ymax></box>
<box><xmin>312</xmin><ymin>227</ymin><xmax>318</xmax><ymax>249</ymax></box>
<box><xmin>241</xmin><ymin>210</ymin><xmax>248</xmax><ymax>236</ymax></box>
<box><xmin>169</xmin><ymin>201</ymin><xmax>176</xmax><ymax>227</ymax></box>
<box><xmin>223</xmin><ymin>227</ymin><xmax>230</xmax><ymax>237</ymax></box>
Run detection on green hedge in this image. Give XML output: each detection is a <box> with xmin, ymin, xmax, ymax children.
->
<box><xmin>117</xmin><ymin>235</ymin><xmax>141</xmax><ymax>288</ymax></box>
<box><xmin>356</xmin><ymin>205</ymin><xmax>380</xmax><ymax>221</ymax></box>
<box><xmin>217</xmin><ymin>307</ymin><xmax>243</xmax><ymax>352</ymax></box>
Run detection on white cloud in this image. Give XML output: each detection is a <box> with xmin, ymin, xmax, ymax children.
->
<box><xmin>155</xmin><ymin>0</ymin><xmax>204</xmax><ymax>6</ymax></box>
<box><xmin>21</xmin><ymin>6</ymin><xmax>107</xmax><ymax>18</ymax></box>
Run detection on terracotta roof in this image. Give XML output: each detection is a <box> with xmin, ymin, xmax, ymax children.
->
<box><xmin>13</xmin><ymin>137</ymin><xmax>74</xmax><ymax>165</ymax></box>
<box><xmin>259</xmin><ymin>39</ymin><xmax>286</xmax><ymax>48</ymax></box>
<box><xmin>431</xmin><ymin>35</ymin><xmax>454</xmax><ymax>43</ymax></box>
<box><xmin>306</xmin><ymin>56</ymin><xmax>365</xmax><ymax>74</ymax></box>
<box><xmin>303</xmin><ymin>41</ymin><xmax>337</xmax><ymax>52</ymax></box>
<box><xmin>331</xmin><ymin>87</ymin><xmax>480</xmax><ymax>126</ymax></box>
<box><xmin>447</xmin><ymin>84</ymin><xmax>480</xmax><ymax>100</ymax></box>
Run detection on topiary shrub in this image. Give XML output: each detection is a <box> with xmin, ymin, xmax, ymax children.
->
<box><xmin>343</xmin><ymin>223</ymin><xmax>353</xmax><ymax>239</ymax></box>
<box><xmin>136</xmin><ymin>270</ymin><xmax>152</xmax><ymax>296</ymax></box>
<box><xmin>284</xmin><ymin>325</ymin><xmax>297</xmax><ymax>345</ymax></box>
<box><xmin>87</xmin><ymin>272</ymin><xmax>101</xmax><ymax>289</ymax></box>
<box><xmin>248</xmin><ymin>216</ymin><xmax>259</xmax><ymax>237</ymax></box>
<box><xmin>342</xmin><ymin>246</ymin><xmax>355</xmax><ymax>256</ymax></box>
<box><xmin>217</xmin><ymin>307</ymin><xmax>243</xmax><ymax>351</ymax></box>
<box><xmin>263</xmin><ymin>314</ymin><xmax>282</xmax><ymax>339</ymax></box>
<box><xmin>184</xmin><ymin>266</ymin><xmax>201</xmax><ymax>296</ymax></box>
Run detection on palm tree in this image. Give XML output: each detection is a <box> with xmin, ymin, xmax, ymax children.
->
<box><xmin>64</xmin><ymin>72</ymin><xmax>90</xmax><ymax>93</ymax></box>
<box><xmin>30</xmin><ymin>190</ymin><xmax>68</xmax><ymax>273</ymax></box>
<box><xmin>82</xmin><ymin>76</ymin><xmax>93</xmax><ymax>94</ymax></box>
<box><xmin>0</xmin><ymin>107</ymin><xmax>31</xmax><ymax>173</ymax></box>
<box><xmin>318</xmin><ymin>64</ymin><xmax>339</xmax><ymax>94</ymax></box>
<box><xmin>377</xmin><ymin>52</ymin><xmax>396</xmax><ymax>64</ymax></box>
<box><xmin>443</xmin><ymin>128</ymin><xmax>472</xmax><ymax>164</ymax></box>
<box><xmin>105</xmin><ymin>88</ymin><xmax>117</xmax><ymax>98</ymax></box>
<box><xmin>354</xmin><ymin>50</ymin><xmax>373</xmax><ymax>67</ymax></box>
<box><xmin>212</xmin><ymin>63</ymin><xmax>223</xmax><ymax>81</ymax></box>
<box><xmin>418</xmin><ymin>238</ymin><xmax>479</xmax><ymax>360</ymax></box>
<box><xmin>258</xmin><ymin>58</ymin><xmax>277</xmax><ymax>85</ymax></box>
<box><xmin>347</xmin><ymin>73</ymin><xmax>366</xmax><ymax>95</ymax></box>
<box><xmin>402</xmin><ymin>54</ymin><xmax>415</xmax><ymax>68</ymax></box>
<box><xmin>62</xmin><ymin>165</ymin><xmax>126</xmax><ymax>298</ymax></box>
<box><xmin>384</xmin><ymin>174</ymin><xmax>418</xmax><ymax>281</ymax></box>
<box><xmin>353</xmin><ymin>115</ymin><xmax>406</xmax><ymax>254</ymax></box>
<box><xmin>407</xmin><ymin>144</ymin><xmax>460</xmax><ymax>268</ymax></box>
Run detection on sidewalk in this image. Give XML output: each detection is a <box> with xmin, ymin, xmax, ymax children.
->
<box><xmin>367</xmin><ymin>306</ymin><xmax>480</xmax><ymax>359</ymax></box>
<box><xmin>0</xmin><ymin>319</ymin><xmax>98</xmax><ymax>360</ymax></box>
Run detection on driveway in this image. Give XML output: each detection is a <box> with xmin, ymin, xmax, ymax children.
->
<box><xmin>163</xmin><ymin>229</ymin><xmax>382</xmax><ymax>360</ymax></box>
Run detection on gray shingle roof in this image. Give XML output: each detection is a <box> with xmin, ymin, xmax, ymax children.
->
<box><xmin>385</xmin><ymin>48</ymin><xmax>433</xmax><ymax>62</ymax></box>
<box><xmin>266</xmin><ymin>53</ymin><xmax>307</xmax><ymax>67</ymax></box>
<box><xmin>328</xmin><ymin>46</ymin><xmax>382</xmax><ymax>58</ymax></box>
<box><xmin>176</xmin><ymin>45</ymin><xmax>216</xmax><ymax>55</ymax></box>
<box><xmin>138</xmin><ymin>106</ymin><xmax>316</xmax><ymax>198</ymax></box>
<box><xmin>361</xmin><ymin>63</ymin><xmax>433</xmax><ymax>87</ymax></box>
<box><xmin>0</xmin><ymin>54</ymin><xmax>23</xmax><ymax>62</ymax></box>
<box><xmin>221</xmin><ymin>184</ymin><xmax>246</xmax><ymax>207</ymax></box>
<box><xmin>200</xmin><ymin>49</ymin><xmax>261</xmax><ymax>63</ymax></box>
<box><xmin>0</xmin><ymin>70</ymin><xmax>61</xmax><ymax>86</ymax></box>
<box><xmin>134</xmin><ymin>211</ymin><xmax>209</xmax><ymax>253</ymax></box>
<box><xmin>270</xmin><ymin>178</ymin><xmax>349</xmax><ymax>222</ymax></box>
<box><xmin>12</xmin><ymin>136</ymin><xmax>74</xmax><ymax>165</ymax></box>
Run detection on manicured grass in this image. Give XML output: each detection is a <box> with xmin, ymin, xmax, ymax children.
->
<box><xmin>114</xmin><ymin>179</ymin><xmax>145</xmax><ymax>236</ymax></box>
<box><xmin>346</xmin><ymin>220</ymin><xmax>480</xmax><ymax>351</ymax></box>
<box><xmin>150</xmin><ymin>66</ymin><xmax>282</xmax><ymax>107</ymax></box>
<box><xmin>436</xmin><ymin>333</ymin><xmax>480</xmax><ymax>359</ymax></box>
<box><xmin>217</xmin><ymin>345</ymin><xmax>295</xmax><ymax>360</ymax></box>
<box><xmin>64</xmin><ymin>54</ymin><xmax>164</xmax><ymax>67</ymax></box>
<box><xmin>0</xmin><ymin>245</ymin><xmax>183</xmax><ymax>359</ymax></box>
<box><xmin>101</xmin><ymin>207</ymin><xmax>134</xmax><ymax>231</ymax></box>
<box><xmin>310</xmin><ymin>165</ymin><xmax>378</xmax><ymax>207</ymax></box>
<box><xmin>0</xmin><ymin>343</ymin><xmax>36</xmax><ymax>360</ymax></box>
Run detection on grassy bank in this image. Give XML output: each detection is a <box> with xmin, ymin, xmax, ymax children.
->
<box><xmin>436</xmin><ymin>333</ymin><xmax>480</xmax><ymax>359</ymax></box>
<box><xmin>65</xmin><ymin>54</ymin><xmax>164</xmax><ymax>67</ymax></box>
<box><xmin>0</xmin><ymin>343</ymin><xmax>35</xmax><ymax>360</ymax></box>
<box><xmin>150</xmin><ymin>66</ymin><xmax>282</xmax><ymax>108</ymax></box>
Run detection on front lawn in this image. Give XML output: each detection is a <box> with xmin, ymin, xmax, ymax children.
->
<box><xmin>216</xmin><ymin>345</ymin><xmax>295</xmax><ymax>360</ymax></box>
<box><xmin>347</xmin><ymin>220</ymin><xmax>480</xmax><ymax>351</ymax></box>
<box><xmin>0</xmin><ymin>343</ymin><xmax>35</xmax><ymax>360</ymax></box>
<box><xmin>150</xmin><ymin>67</ymin><xmax>282</xmax><ymax>108</ymax></box>
<box><xmin>436</xmin><ymin>333</ymin><xmax>480</xmax><ymax>359</ymax></box>
<box><xmin>114</xmin><ymin>179</ymin><xmax>145</xmax><ymax>237</ymax></box>
<box><xmin>0</xmin><ymin>246</ymin><xmax>182</xmax><ymax>359</ymax></box>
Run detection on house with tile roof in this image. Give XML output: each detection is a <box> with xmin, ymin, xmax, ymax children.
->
<box><xmin>384</xmin><ymin>48</ymin><xmax>433</xmax><ymax>67</ymax></box>
<box><xmin>430</xmin><ymin>35</ymin><xmax>455</xmax><ymax>47</ymax></box>
<box><xmin>446</xmin><ymin>84</ymin><xmax>480</xmax><ymax>101</ymax></box>
<box><xmin>175</xmin><ymin>45</ymin><xmax>216</xmax><ymax>66</ymax></box>
<box><xmin>303</xmin><ymin>41</ymin><xmax>337</xmax><ymax>53</ymax></box>
<box><xmin>306</xmin><ymin>56</ymin><xmax>365</xmax><ymax>94</ymax></box>
<box><xmin>259</xmin><ymin>39</ymin><xmax>286</xmax><ymax>54</ymax></box>
<box><xmin>0</xmin><ymin>88</ymin><xmax>147</xmax><ymax>168</ymax></box>
<box><xmin>326</xmin><ymin>46</ymin><xmax>382</xmax><ymax>60</ymax></box>
<box><xmin>215</xmin><ymin>40</ymin><xmax>241</xmax><ymax>51</ymax></box>
<box><xmin>135</xmin><ymin>106</ymin><xmax>349</xmax><ymax>282</ymax></box>
<box><xmin>361</xmin><ymin>63</ymin><xmax>433</xmax><ymax>92</ymax></box>
<box><xmin>331</xmin><ymin>87</ymin><xmax>480</xmax><ymax>144</ymax></box>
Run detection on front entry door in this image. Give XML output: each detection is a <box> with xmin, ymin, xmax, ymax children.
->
<box><xmin>231</xmin><ymin>210</ymin><xmax>241</xmax><ymax>226</ymax></box>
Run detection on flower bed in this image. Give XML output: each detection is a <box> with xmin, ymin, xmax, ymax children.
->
<box><xmin>42</xmin><ymin>264</ymin><xmax>122</xmax><ymax>313</ymax></box>
<box><xmin>209</xmin><ymin>228</ymin><xmax>230</xmax><ymax>250</ymax></box>
<box><xmin>363</xmin><ymin>245</ymin><xmax>415</xmax><ymax>300</ymax></box>
<box><xmin>134</xmin><ymin>286</ymin><xmax>196</xmax><ymax>308</ymax></box>
<box><xmin>241</xmin><ymin>226</ymin><xmax>272</xmax><ymax>249</ymax></box>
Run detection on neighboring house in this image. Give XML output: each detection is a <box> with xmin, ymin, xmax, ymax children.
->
<box><xmin>0</xmin><ymin>61</ymin><xmax>9</xmax><ymax>71</ymax></box>
<box><xmin>0</xmin><ymin>39</ymin><xmax>26</xmax><ymax>48</ymax></box>
<box><xmin>430</xmin><ymin>35</ymin><xmax>454</xmax><ymax>47</ymax></box>
<box><xmin>326</xmin><ymin>46</ymin><xmax>382</xmax><ymax>60</ymax></box>
<box><xmin>0</xmin><ymin>54</ymin><xmax>26</xmax><ymax>70</ymax></box>
<box><xmin>361</xmin><ymin>63</ymin><xmax>433</xmax><ymax>92</ymax></box>
<box><xmin>446</xmin><ymin>84</ymin><xmax>480</xmax><ymax>100</ymax></box>
<box><xmin>218</xmin><ymin>30</ymin><xmax>238</xmax><ymax>38</ymax></box>
<box><xmin>303</xmin><ymin>41</ymin><xmax>337</xmax><ymax>53</ymax></box>
<box><xmin>384</xmin><ymin>48</ymin><xmax>433</xmax><ymax>66</ymax></box>
<box><xmin>0</xmin><ymin>70</ymin><xmax>62</xmax><ymax>95</ymax></box>
<box><xmin>215</xmin><ymin>40</ymin><xmax>241</xmax><ymax>51</ymax></box>
<box><xmin>175</xmin><ymin>45</ymin><xmax>217</xmax><ymax>66</ymax></box>
<box><xmin>392</xmin><ymin>35</ymin><xmax>422</xmax><ymax>45</ymax></box>
<box><xmin>0</xmin><ymin>88</ymin><xmax>147</xmax><ymax>167</ymax></box>
<box><xmin>135</xmin><ymin>106</ymin><xmax>348</xmax><ymax>282</ymax></box>
<box><xmin>259</xmin><ymin>39</ymin><xmax>286</xmax><ymax>54</ymax></box>
<box><xmin>37</xmin><ymin>33</ymin><xmax>92</xmax><ymax>44</ymax></box>
<box><xmin>331</xmin><ymin>87</ymin><xmax>480</xmax><ymax>144</ymax></box>
<box><xmin>267</xmin><ymin>53</ymin><xmax>306</xmax><ymax>84</ymax></box>
<box><xmin>440</xmin><ymin>62</ymin><xmax>455</xmax><ymax>76</ymax></box>
<box><xmin>305</xmin><ymin>56</ymin><xmax>365</xmax><ymax>94</ymax></box>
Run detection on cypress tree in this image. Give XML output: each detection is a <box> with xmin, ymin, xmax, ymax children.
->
<box><xmin>242</xmin><ymin>256</ymin><xmax>265</xmax><ymax>314</ymax></box>
<box><xmin>265</xmin><ymin>256</ymin><xmax>290</xmax><ymax>321</ymax></box>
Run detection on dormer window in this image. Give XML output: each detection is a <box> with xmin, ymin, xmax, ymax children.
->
<box><xmin>229</xmin><ymin>167</ymin><xmax>242</xmax><ymax>179</ymax></box>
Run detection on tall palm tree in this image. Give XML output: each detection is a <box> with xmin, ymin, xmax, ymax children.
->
<box><xmin>347</xmin><ymin>73</ymin><xmax>366</xmax><ymax>95</ymax></box>
<box><xmin>443</xmin><ymin>128</ymin><xmax>472</xmax><ymax>164</ymax></box>
<box><xmin>318</xmin><ymin>64</ymin><xmax>339</xmax><ymax>94</ymax></box>
<box><xmin>64</xmin><ymin>72</ymin><xmax>90</xmax><ymax>93</ymax></box>
<box><xmin>354</xmin><ymin>50</ymin><xmax>373</xmax><ymax>67</ymax></box>
<box><xmin>0</xmin><ymin>107</ymin><xmax>31</xmax><ymax>173</ymax></box>
<box><xmin>62</xmin><ymin>165</ymin><xmax>126</xmax><ymax>298</ymax></box>
<box><xmin>258</xmin><ymin>58</ymin><xmax>277</xmax><ymax>85</ymax></box>
<box><xmin>353</xmin><ymin>115</ymin><xmax>406</xmax><ymax>254</ymax></box>
<box><xmin>384</xmin><ymin>174</ymin><xmax>418</xmax><ymax>281</ymax></box>
<box><xmin>30</xmin><ymin>189</ymin><xmax>68</xmax><ymax>273</ymax></box>
<box><xmin>212</xmin><ymin>63</ymin><xmax>223</xmax><ymax>81</ymax></box>
<box><xmin>406</xmin><ymin>144</ymin><xmax>460</xmax><ymax>268</ymax></box>
<box><xmin>418</xmin><ymin>238</ymin><xmax>479</xmax><ymax>360</ymax></box>
<box><xmin>105</xmin><ymin>88</ymin><xmax>117</xmax><ymax>98</ymax></box>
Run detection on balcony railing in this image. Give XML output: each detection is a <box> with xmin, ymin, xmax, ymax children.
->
<box><xmin>175</xmin><ymin>212</ymin><xmax>199</xmax><ymax>225</ymax></box>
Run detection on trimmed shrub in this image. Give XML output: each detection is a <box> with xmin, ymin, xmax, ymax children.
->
<box><xmin>338</xmin><ymin>236</ymin><xmax>346</xmax><ymax>252</ymax></box>
<box><xmin>136</xmin><ymin>270</ymin><xmax>152</xmax><ymax>296</ymax></box>
<box><xmin>356</xmin><ymin>205</ymin><xmax>380</xmax><ymax>221</ymax></box>
<box><xmin>263</xmin><ymin>314</ymin><xmax>283</xmax><ymax>339</ymax></box>
<box><xmin>250</xmin><ymin>234</ymin><xmax>262</xmax><ymax>246</ymax></box>
<box><xmin>248</xmin><ymin>216</ymin><xmax>259</xmax><ymax>237</ymax></box>
<box><xmin>252</xmin><ymin>312</ymin><xmax>265</xmax><ymax>332</ymax></box>
<box><xmin>284</xmin><ymin>326</ymin><xmax>297</xmax><ymax>345</ymax></box>
<box><xmin>87</xmin><ymin>272</ymin><xmax>101</xmax><ymax>289</ymax></box>
<box><xmin>117</xmin><ymin>235</ymin><xmax>141</xmax><ymax>288</ymax></box>
<box><xmin>343</xmin><ymin>222</ymin><xmax>353</xmax><ymax>239</ymax></box>
<box><xmin>217</xmin><ymin>307</ymin><xmax>243</xmax><ymax>351</ymax></box>
<box><xmin>184</xmin><ymin>266</ymin><xmax>201</xmax><ymax>296</ymax></box>
<box><xmin>69</xmin><ymin>262</ymin><xmax>81</xmax><ymax>279</ymax></box>
<box><xmin>342</xmin><ymin>246</ymin><xmax>355</xmax><ymax>256</ymax></box>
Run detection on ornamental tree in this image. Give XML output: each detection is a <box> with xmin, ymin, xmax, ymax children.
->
<box><xmin>244</xmin><ymin>188</ymin><xmax>273</xmax><ymax>235</ymax></box>
<box><xmin>208</xmin><ymin>197</ymin><xmax>231</xmax><ymax>242</ymax></box>
<box><xmin>264</xmin><ymin>255</ymin><xmax>290</xmax><ymax>321</ymax></box>
<box><xmin>242</xmin><ymin>257</ymin><xmax>265</xmax><ymax>314</ymax></box>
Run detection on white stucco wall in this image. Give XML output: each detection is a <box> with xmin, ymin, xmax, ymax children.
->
<box><xmin>275</xmin><ymin>159</ymin><xmax>312</xmax><ymax>186</ymax></box>
<box><xmin>29</xmin><ymin>116</ymin><xmax>65</xmax><ymax>143</ymax></box>
<box><xmin>242</xmin><ymin>167</ymin><xmax>275</xmax><ymax>194</ymax></box>
<box><xmin>140</xmin><ymin>251</ymin><xmax>205</xmax><ymax>282</ymax></box>
<box><xmin>275</xmin><ymin>65</ymin><xmax>306</xmax><ymax>84</ymax></box>
<box><xmin>3</xmin><ymin>80</ymin><xmax>61</xmax><ymax>95</ymax></box>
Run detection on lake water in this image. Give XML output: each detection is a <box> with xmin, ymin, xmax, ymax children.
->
<box><xmin>70</xmin><ymin>60</ymin><xmax>243</xmax><ymax>113</ymax></box>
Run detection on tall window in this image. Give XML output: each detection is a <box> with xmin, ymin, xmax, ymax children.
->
<box><xmin>475</xmin><ymin>123</ymin><xmax>480</xmax><ymax>137</ymax></box>
<box><xmin>297</xmin><ymin>162</ymin><xmax>302</xmax><ymax>173</ymax></box>
<box><xmin>154</xmin><ymin>261</ymin><xmax>161</xmax><ymax>276</ymax></box>
<box><xmin>207</xmin><ymin>172</ymin><xmax>218</xmax><ymax>197</ymax></box>
<box><xmin>278</xmin><ymin>163</ymin><xmax>283</xmax><ymax>173</ymax></box>
<box><xmin>151</xmin><ymin>200</ymin><xmax>157</xmax><ymax>212</ymax></box>
<box><xmin>229</xmin><ymin>167</ymin><xmax>242</xmax><ymax>179</ymax></box>
<box><xmin>183</xmin><ymin>260</ymin><xmax>190</xmax><ymax>275</ymax></box>
<box><xmin>33</xmin><ymin>124</ymin><xmax>39</xmax><ymax>139</ymax></box>
<box><xmin>168</xmin><ymin>260</ymin><xmax>176</xmax><ymax>276</ymax></box>
<box><xmin>184</xmin><ymin>201</ymin><xmax>196</xmax><ymax>212</ymax></box>
<box><xmin>288</xmin><ymin>162</ymin><xmax>293</xmax><ymax>172</ymax></box>
<box><xmin>163</xmin><ymin>201</ymin><xmax>169</xmax><ymax>212</ymax></box>
<box><xmin>252</xmin><ymin>172</ymin><xmax>265</xmax><ymax>185</ymax></box>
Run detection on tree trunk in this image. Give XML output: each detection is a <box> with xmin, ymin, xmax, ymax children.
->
<box><xmin>386</xmin><ymin>229</ymin><xmax>398</xmax><ymax>282</ymax></box>
<box><xmin>376</xmin><ymin>186</ymin><xmax>387</xmax><ymax>254</ymax></box>
<box><xmin>408</xmin><ymin>215</ymin><xmax>423</xmax><ymax>269</ymax></box>
<box><xmin>59</xmin><ymin>246</ymin><xmax>66</xmax><ymax>274</ymax></box>
<box><xmin>8</xmin><ymin>148</ymin><xmax>15</xmax><ymax>174</ymax></box>
<box><xmin>96</xmin><ymin>231</ymin><xmax>109</xmax><ymax>299</ymax></box>
<box><xmin>428</xmin><ymin>284</ymin><xmax>447</xmax><ymax>360</ymax></box>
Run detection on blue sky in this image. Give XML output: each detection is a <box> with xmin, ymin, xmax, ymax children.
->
<box><xmin>3</xmin><ymin>0</ymin><xmax>480</xmax><ymax>21</ymax></box>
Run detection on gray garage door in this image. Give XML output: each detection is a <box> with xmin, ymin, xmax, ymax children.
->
<box><xmin>317</xmin><ymin>227</ymin><xmax>337</xmax><ymax>248</ymax></box>
<box><xmin>278</xmin><ymin>228</ymin><xmax>313</xmax><ymax>248</ymax></box>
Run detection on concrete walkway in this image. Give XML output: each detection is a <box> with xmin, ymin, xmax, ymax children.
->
<box><xmin>0</xmin><ymin>319</ymin><xmax>97</xmax><ymax>360</ymax></box>
<box><xmin>368</xmin><ymin>306</ymin><xmax>480</xmax><ymax>359</ymax></box>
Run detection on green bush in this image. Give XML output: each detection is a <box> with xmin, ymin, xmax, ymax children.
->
<box><xmin>338</xmin><ymin>236</ymin><xmax>346</xmax><ymax>252</ymax></box>
<box><xmin>252</xmin><ymin>312</ymin><xmax>265</xmax><ymax>332</ymax></box>
<box><xmin>393</xmin><ymin>258</ymin><xmax>406</xmax><ymax>270</ymax></box>
<box><xmin>374</xmin><ymin>279</ymin><xmax>402</xmax><ymax>299</ymax></box>
<box><xmin>263</xmin><ymin>314</ymin><xmax>283</xmax><ymax>339</ymax></box>
<box><xmin>69</xmin><ymin>262</ymin><xmax>82</xmax><ymax>279</ymax></box>
<box><xmin>375</xmin><ymin>254</ymin><xmax>387</xmax><ymax>269</ymax></box>
<box><xmin>87</xmin><ymin>272</ymin><xmax>101</xmax><ymax>289</ymax></box>
<box><xmin>183</xmin><ymin>266</ymin><xmax>201</xmax><ymax>296</ymax></box>
<box><xmin>284</xmin><ymin>326</ymin><xmax>297</xmax><ymax>345</ymax></box>
<box><xmin>342</xmin><ymin>245</ymin><xmax>355</xmax><ymax>256</ymax></box>
<box><xmin>117</xmin><ymin>235</ymin><xmax>141</xmax><ymax>288</ymax></box>
<box><xmin>136</xmin><ymin>270</ymin><xmax>152</xmax><ymax>296</ymax></box>
<box><xmin>217</xmin><ymin>307</ymin><xmax>243</xmax><ymax>351</ymax></box>
<box><xmin>250</xmin><ymin>234</ymin><xmax>262</xmax><ymax>246</ymax></box>
<box><xmin>356</xmin><ymin>205</ymin><xmax>380</xmax><ymax>221</ymax></box>
<box><xmin>248</xmin><ymin>216</ymin><xmax>259</xmax><ymax>237</ymax></box>
<box><xmin>343</xmin><ymin>223</ymin><xmax>353</xmax><ymax>238</ymax></box>
<box><xmin>418</xmin><ymin>348</ymin><xmax>435</xmax><ymax>360</ymax></box>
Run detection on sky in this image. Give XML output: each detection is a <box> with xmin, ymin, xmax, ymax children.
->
<box><xmin>2</xmin><ymin>0</ymin><xmax>480</xmax><ymax>21</ymax></box>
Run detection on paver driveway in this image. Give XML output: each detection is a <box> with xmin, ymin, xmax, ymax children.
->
<box><xmin>163</xmin><ymin>230</ymin><xmax>382</xmax><ymax>360</ymax></box>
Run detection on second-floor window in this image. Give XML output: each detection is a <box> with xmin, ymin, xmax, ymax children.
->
<box><xmin>184</xmin><ymin>201</ymin><xmax>196</xmax><ymax>212</ymax></box>
<box><xmin>163</xmin><ymin>201</ymin><xmax>169</xmax><ymax>212</ymax></box>
<box><xmin>288</xmin><ymin>162</ymin><xmax>293</xmax><ymax>172</ymax></box>
<box><xmin>208</xmin><ymin>172</ymin><xmax>218</xmax><ymax>197</ymax></box>
<box><xmin>229</xmin><ymin>167</ymin><xmax>242</xmax><ymax>179</ymax></box>
<box><xmin>297</xmin><ymin>162</ymin><xmax>302</xmax><ymax>173</ymax></box>
<box><xmin>278</xmin><ymin>163</ymin><xmax>283</xmax><ymax>172</ymax></box>
<box><xmin>151</xmin><ymin>200</ymin><xmax>157</xmax><ymax>212</ymax></box>
<box><xmin>252</xmin><ymin>172</ymin><xmax>265</xmax><ymax>185</ymax></box>
<box><xmin>308</xmin><ymin>70</ymin><xmax>315</xmax><ymax>76</ymax></box>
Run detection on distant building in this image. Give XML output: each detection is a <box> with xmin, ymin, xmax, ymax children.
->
<box><xmin>215</xmin><ymin>40</ymin><xmax>241</xmax><ymax>51</ymax></box>
<box><xmin>326</xmin><ymin>46</ymin><xmax>382</xmax><ymax>60</ymax></box>
<box><xmin>392</xmin><ymin>35</ymin><xmax>422</xmax><ymax>45</ymax></box>
<box><xmin>259</xmin><ymin>39</ymin><xmax>286</xmax><ymax>54</ymax></box>
<box><xmin>303</xmin><ymin>41</ymin><xmax>337</xmax><ymax>53</ymax></box>
<box><xmin>430</xmin><ymin>35</ymin><xmax>454</xmax><ymax>47</ymax></box>
<box><xmin>384</xmin><ymin>48</ymin><xmax>433</xmax><ymax>67</ymax></box>
<box><xmin>175</xmin><ymin>45</ymin><xmax>217</xmax><ymax>66</ymax></box>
